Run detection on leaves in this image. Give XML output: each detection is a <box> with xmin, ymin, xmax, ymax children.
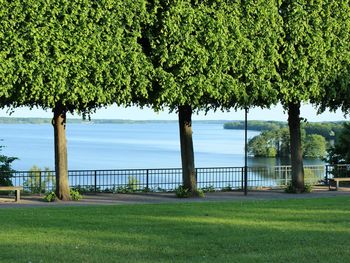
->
<box><xmin>0</xmin><ymin>0</ymin><xmax>151</xmax><ymax>113</ymax></box>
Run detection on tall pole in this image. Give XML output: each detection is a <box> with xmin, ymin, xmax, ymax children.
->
<box><xmin>244</xmin><ymin>108</ymin><xmax>248</xmax><ymax>196</ymax></box>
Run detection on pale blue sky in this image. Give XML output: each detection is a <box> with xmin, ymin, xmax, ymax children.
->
<box><xmin>0</xmin><ymin>103</ymin><xmax>347</xmax><ymax>122</ymax></box>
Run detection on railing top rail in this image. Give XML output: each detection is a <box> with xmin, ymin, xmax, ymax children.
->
<box><xmin>2</xmin><ymin>164</ymin><xmax>349</xmax><ymax>175</ymax></box>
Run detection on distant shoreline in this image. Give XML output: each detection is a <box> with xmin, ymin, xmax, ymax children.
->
<box><xmin>0</xmin><ymin>117</ymin><xmax>231</xmax><ymax>125</ymax></box>
<box><xmin>0</xmin><ymin>117</ymin><xmax>346</xmax><ymax>126</ymax></box>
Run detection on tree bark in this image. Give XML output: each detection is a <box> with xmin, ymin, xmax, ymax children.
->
<box><xmin>288</xmin><ymin>102</ymin><xmax>304</xmax><ymax>193</ymax></box>
<box><xmin>52</xmin><ymin>106</ymin><xmax>71</xmax><ymax>201</ymax></box>
<box><xmin>178</xmin><ymin>105</ymin><xmax>197</xmax><ymax>194</ymax></box>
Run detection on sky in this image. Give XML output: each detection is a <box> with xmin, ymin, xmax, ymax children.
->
<box><xmin>0</xmin><ymin>103</ymin><xmax>347</xmax><ymax>122</ymax></box>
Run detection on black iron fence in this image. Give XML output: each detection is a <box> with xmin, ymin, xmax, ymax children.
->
<box><xmin>1</xmin><ymin>164</ymin><xmax>346</xmax><ymax>194</ymax></box>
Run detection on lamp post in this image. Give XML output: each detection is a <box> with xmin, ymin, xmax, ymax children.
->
<box><xmin>244</xmin><ymin>108</ymin><xmax>248</xmax><ymax>196</ymax></box>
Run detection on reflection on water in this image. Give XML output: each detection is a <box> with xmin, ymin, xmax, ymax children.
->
<box><xmin>248</xmin><ymin>156</ymin><xmax>324</xmax><ymax>167</ymax></box>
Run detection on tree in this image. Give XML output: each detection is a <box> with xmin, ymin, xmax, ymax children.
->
<box><xmin>248</xmin><ymin>131</ymin><xmax>277</xmax><ymax>158</ymax></box>
<box><xmin>248</xmin><ymin>128</ymin><xmax>326</xmax><ymax>159</ymax></box>
<box><xmin>139</xmin><ymin>0</ymin><xmax>233</xmax><ymax>195</ymax></box>
<box><xmin>275</xmin><ymin>0</ymin><xmax>349</xmax><ymax>192</ymax></box>
<box><xmin>0</xmin><ymin>0</ymin><xmax>147</xmax><ymax>200</ymax></box>
<box><xmin>326</xmin><ymin>122</ymin><xmax>350</xmax><ymax>164</ymax></box>
<box><xmin>0</xmin><ymin>146</ymin><xmax>17</xmax><ymax>186</ymax></box>
<box><xmin>303</xmin><ymin>134</ymin><xmax>327</xmax><ymax>159</ymax></box>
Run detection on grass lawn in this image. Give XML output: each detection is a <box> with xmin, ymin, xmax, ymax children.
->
<box><xmin>1</xmin><ymin>197</ymin><xmax>350</xmax><ymax>263</ymax></box>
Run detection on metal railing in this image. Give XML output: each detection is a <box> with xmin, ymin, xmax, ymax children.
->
<box><xmin>0</xmin><ymin>164</ymin><xmax>343</xmax><ymax>194</ymax></box>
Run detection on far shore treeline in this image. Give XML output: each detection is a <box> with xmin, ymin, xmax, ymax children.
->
<box><xmin>224</xmin><ymin>121</ymin><xmax>345</xmax><ymax>140</ymax></box>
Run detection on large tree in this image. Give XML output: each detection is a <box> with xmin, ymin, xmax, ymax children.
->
<box><xmin>138</xmin><ymin>0</ymin><xmax>233</xmax><ymax>195</ymax></box>
<box><xmin>275</xmin><ymin>0</ymin><xmax>349</xmax><ymax>192</ymax></box>
<box><xmin>0</xmin><ymin>0</ymin><xmax>148</xmax><ymax>200</ymax></box>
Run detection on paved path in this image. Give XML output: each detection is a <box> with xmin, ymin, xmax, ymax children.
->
<box><xmin>0</xmin><ymin>186</ymin><xmax>349</xmax><ymax>208</ymax></box>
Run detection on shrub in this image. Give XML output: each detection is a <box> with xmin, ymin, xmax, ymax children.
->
<box><xmin>175</xmin><ymin>185</ymin><xmax>205</xmax><ymax>198</ymax></box>
<box><xmin>221</xmin><ymin>185</ymin><xmax>233</xmax><ymax>192</ymax></box>
<box><xmin>114</xmin><ymin>176</ymin><xmax>140</xmax><ymax>193</ymax></box>
<box><xmin>44</xmin><ymin>191</ymin><xmax>57</xmax><ymax>202</ymax></box>
<box><xmin>0</xmin><ymin>146</ymin><xmax>17</xmax><ymax>186</ymax></box>
<box><xmin>175</xmin><ymin>185</ymin><xmax>191</xmax><ymax>198</ymax></box>
<box><xmin>44</xmin><ymin>189</ymin><xmax>82</xmax><ymax>202</ymax></box>
<box><xmin>201</xmin><ymin>185</ymin><xmax>216</xmax><ymax>193</ymax></box>
<box><xmin>285</xmin><ymin>182</ymin><xmax>313</xmax><ymax>193</ymax></box>
<box><xmin>70</xmin><ymin>189</ymin><xmax>82</xmax><ymax>201</ymax></box>
<box><xmin>304</xmin><ymin>168</ymin><xmax>320</xmax><ymax>185</ymax></box>
<box><xmin>23</xmin><ymin>165</ymin><xmax>55</xmax><ymax>193</ymax></box>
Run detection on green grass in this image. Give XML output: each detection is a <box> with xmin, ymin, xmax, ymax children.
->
<box><xmin>1</xmin><ymin>197</ymin><xmax>350</xmax><ymax>262</ymax></box>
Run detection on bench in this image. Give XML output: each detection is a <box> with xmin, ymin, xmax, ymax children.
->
<box><xmin>0</xmin><ymin>186</ymin><xmax>23</xmax><ymax>202</ymax></box>
<box><xmin>328</xmin><ymin>178</ymin><xmax>350</xmax><ymax>191</ymax></box>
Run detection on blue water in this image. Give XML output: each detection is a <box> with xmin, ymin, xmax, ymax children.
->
<box><xmin>0</xmin><ymin>123</ymin><xmax>323</xmax><ymax>171</ymax></box>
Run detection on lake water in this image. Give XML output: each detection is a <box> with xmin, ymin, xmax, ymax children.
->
<box><xmin>0</xmin><ymin>122</ymin><xmax>324</xmax><ymax>171</ymax></box>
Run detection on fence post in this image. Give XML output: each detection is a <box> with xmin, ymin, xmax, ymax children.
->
<box><xmin>241</xmin><ymin>167</ymin><xmax>244</xmax><ymax>190</ymax></box>
<box><xmin>325</xmin><ymin>165</ymin><xmax>329</xmax><ymax>185</ymax></box>
<box><xmin>284</xmin><ymin>166</ymin><xmax>288</xmax><ymax>186</ymax></box>
<box><xmin>94</xmin><ymin>170</ymin><xmax>97</xmax><ymax>193</ymax></box>
<box><xmin>146</xmin><ymin>169</ymin><xmax>149</xmax><ymax>190</ymax></box>
<box><xmin>39</xmin><ymin>171</ymin><xmax>42</xmax><ymax>195</ymax></box>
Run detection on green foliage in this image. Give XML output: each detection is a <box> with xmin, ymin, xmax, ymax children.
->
<box><xmin>175</xmin><ymin>185</ymin><xmax>204</xmax><ymax>198</ymax></box>
<box><xmin>221</xmin><ymin>185</ymin><xmax>234</xmax><ymax>192</ymax></box>
<box><xmin>44</xmin><ymin>189</ymin><xmax>82</xmax><ymax>202</ymax></box>
<box><xmin>23</xmin><ymin>165</ymin><xmax>55</xmax><ymax>193</ymax></box>
<box><xmin>0</xmin><ymin>0</ymin><xmax>150</xmax><ymax>112</ymax></box>
<box><xmin>218</xmin><ymin>0</ymin><xmax>281</xmax><ymax>110</ymax></box>
<box><xmin>326</xmin><ymin>122</ymin><xmax>350</xmax><ymax>164</ymax></box>
<box><xmin>44</xmin><ymin>191</ymin><xmax>57</xmax><ymax>202</ymax></box>
<box><xmin>70</xmin><ymin>189</ymin><xmax>82</xmax><ymax>201</ymax></box>
<box><xmin>248</xmin><ymin>127</ymin><xmax>327</xmax><ymax>159</ymax></box>
<box><xmin>303</xmin><ymin>184</ymin><xmax>313</xmax><ymax>193</ymax></box>
<box><xmin>302</xmin><ymin>122</ymin><xmax>343</xmax><ymax>141</ymax></box>
<box><xmin>224</xmin><ymin>121</ymin><xmax>285</xmax><ymax>131</ymax></box>
<box><xmin>114</xmin><ymin>176</ymin><xmax>140</xmax><ymax>194</ymax></box>
<box><xmin>197</xmin><ymin>189</ymin><xmax>205</xmax><ymax>198</ymax></box>
<box><xmin>304</xmin><ymin>169</ymin><xmax>320</xmax><ymax>185</ymax></box>
<box><xmin>285</xmin><ymin>182</ymin><xmax>313</xmax><ymax>193</ymax></box>
<box><xmin>248</xmin><ymin>131</ymin><xmax>278</xmax><ymax>157</ymax></box>
<box><xmin>303</xmin><ymin>135</ymin><xmax>327</xmax><ymax>159</ymax></box>
<box><xmin>276</xmin><ymin>1</ymin><xmax>348</xmax><ymax>105</ymax></box>
<box><xmin>201</xmin><ymin>185</ymin><xmax>216</xmax><ymax>193</ymax></box>
<box><xmin>225</xmin><ymin>121</ymin><xmax>344</xmax><ymax>140</ymax></box>
<box><xmin>175</xmin><ymin>185</ymin><xmax>191</xmax><ymax>198</ymax></box>
<box><xmin>248</xmin><ymin>128</ymin><xmax>290</xmax><ymax>158</ymax></box>
<box><xmin>141</xmin><ymin>0</ymin><xmax>235</xmax><ymax>111</ymax></box>
<box><xmin>0</xmin><ymin>146</ymin><xmax>17</xmax><ymax>186</ymax></box>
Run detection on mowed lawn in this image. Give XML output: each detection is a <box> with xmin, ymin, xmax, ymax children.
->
<box><xmin>1</xmin><ymin>197</ymin><xmax>350</xmax><ymax>263</ymax></box>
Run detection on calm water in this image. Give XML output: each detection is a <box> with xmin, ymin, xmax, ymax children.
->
<box><xmin>0</xmin><ymin>123</ymin><xmax>324</xmax><ymax>171</ymax></box>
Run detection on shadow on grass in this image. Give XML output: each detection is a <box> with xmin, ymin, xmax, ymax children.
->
<box><xmin>1</xmin><ymin>197</ymin><xmax>350</xmax><ymax>263</ymax></box>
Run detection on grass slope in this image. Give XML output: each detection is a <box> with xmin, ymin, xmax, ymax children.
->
<box><xmin>1</xmin><ymin>197</ymin><xmax>350</xmax><ymax>263</ymax></box>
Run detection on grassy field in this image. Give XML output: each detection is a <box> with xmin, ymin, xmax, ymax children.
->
<box><xmin>1</xmin><ymin>197</ymin><xmax>350</xmax><ymax>263</ymax></box>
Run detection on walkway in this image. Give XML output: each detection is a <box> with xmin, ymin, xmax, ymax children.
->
<box><xmin>0</xmin><ymin>186</ymin><xmax>349</xmax><ymax>208</ymax></box>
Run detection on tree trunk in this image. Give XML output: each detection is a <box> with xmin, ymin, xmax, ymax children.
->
<box><xmin>52</xmin><ymin>106</ymin><xmax>71</xmax><ymax>200</ymax></box>
<box><xmin>288</xmin><ymin>102</ymin><xmax>304</xmax><ymax>193</ymax></box>
<box><xmin>178</xmin><ymin>105</ymin><xmax>197</xmax><ymax>194</ymax></box>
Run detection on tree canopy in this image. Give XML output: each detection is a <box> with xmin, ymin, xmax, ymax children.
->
<box><xmin>0</xmin><ymin>0</ymin><xmax>150</xmax><ymax>112</ymax></box>
<box><xmin>139</xmin><ymin>0</ymin><xmax>233</xmax><ymax>111</ymax></box>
